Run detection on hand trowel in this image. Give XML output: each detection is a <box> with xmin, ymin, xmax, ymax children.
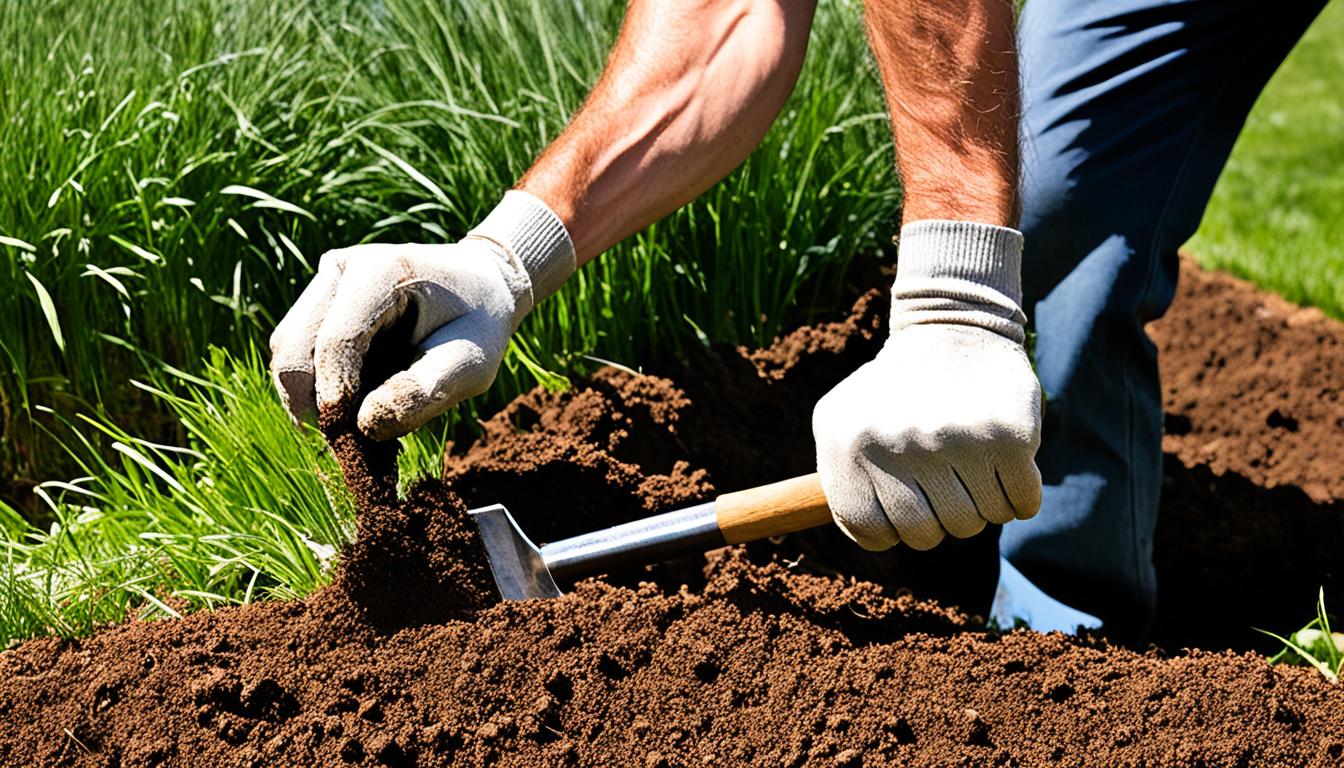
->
<box><xmin>469</xmin><ymin>474</ymin><xmax>832</xmax><ymax>600</ymax></box>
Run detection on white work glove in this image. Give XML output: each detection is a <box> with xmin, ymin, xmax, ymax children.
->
<box><xmin>813</xmin><ymin>220</ymin><xmax>1043</xmax><ymax>551</ymax></box>
<box><xmin>269</xmin><ymin>190</ymin><xmax>575</xmax><ymax>440</ymax></box>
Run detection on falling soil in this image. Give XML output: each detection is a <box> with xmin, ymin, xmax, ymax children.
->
<box><xmin>3</xmin><ymin>257</ymin><xmax>1344</xmax><ymax>766</ymax></box>
<box><xmin>321</xmin><ymin>309</ymin><xmax>498</xmax><ymax>630</ymax></box>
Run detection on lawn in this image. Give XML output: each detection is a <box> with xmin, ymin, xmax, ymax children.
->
<box><xmin>1186</xmin><ymin>0</ymin><xmax>1344</xmax><ymax>316</ymax></box>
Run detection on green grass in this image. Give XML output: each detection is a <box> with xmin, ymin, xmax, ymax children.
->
<box><xmin>0</xmin><ymin>344</ymin><xmax>464</xmax><ymax>648</ymax></box>
<box><xmin>1186</xmin><ymin>0</ymin><xmax>1344</xmax><ymax>316</ymax></box>
<box><xmin>1263</xmin><ymin>590</ymin><xmax>1342</xmax><ymax>682</ymax></box>
<box><xmin>0</xmin><ymin>348</ymin><xmax>350</xmax><ymax>646</ymax></box>
<box><xmin>0</xmin><ymin>0</ymin><xmax>897</xmax><ymax>644</ymax></box>
<box><xmin>0</xmin><ymin>0</ymin><xmax>897</xmax><ymax>513</ymax></box>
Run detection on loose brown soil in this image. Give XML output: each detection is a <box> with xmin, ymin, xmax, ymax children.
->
<box><xmin>3</xmin><ymin>257</ymin><xmax>1344</xmax><ymax>766</ymax></box>
<box><xmin>1149</xmin><ymin>259</ymin><xmax>1344</xmax><ymax>650</ymax></box>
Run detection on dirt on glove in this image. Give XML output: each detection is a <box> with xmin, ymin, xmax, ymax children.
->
<box><xmin>2</xmin><ymin>257</ymin><xmax>1344</xmax><ymax>767</ymax></box>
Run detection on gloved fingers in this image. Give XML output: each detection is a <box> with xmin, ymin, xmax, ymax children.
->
<box><xmin>866</xmin><ymin>468</ymin><xmax>944</xmax><ymax>551</ymax></box>
<box><xmin>995</xmin><ymin>453</ymin><xmax>1043</xmax><ymax>521</ymax></box>
<box><xmin>269</xmin><ymin>260</ymin><xmax>342</xmax><ymax>425</ymax></box>
<box><xmin>313</xmin><ymin>261</ymin><xmax>411</xmax><ymax>417</ymax></box>
<box><xmin>356</xmin><ymin>312</ymin><xmax>504</xmax><ymax>441</ymax></box>
<box><xmin>813</xmin><ymin>385</ymin><xmax>901</xmax><ymax>551</ymax></box>
<box><xmin>815</xmin><ymin>459</ymin><xmax>899</xmax><ymax>552</ymax></box>
<box><xmin>953</xmin><ymin>461</ymin><xmax>1016</xmax><ymax>525</ymax></box>
<box><xmin>907</xmin><ymin>460</ymin><xmax>985</xmax><ymax>540</ymax></box>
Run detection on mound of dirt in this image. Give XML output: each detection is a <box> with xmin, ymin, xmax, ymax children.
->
<box><xmin>2</xmin><ymin>258</ymin><xmax>1344</xmax><ymax>766</ymax></box>
<box><xmin>1152</xmin><ymin>259</ymin><xmax>1344</xmax><ymax>502</ymax></box>
<box><xmin>1149</xmin><ymin>257</ymin><xmax>1344</xmax><ymax>649</ymax></box>
<box><xmin>447</xmin><ymin>289</ymin><xmax>1003</xmax><ymax>616</ymax></box>
<box><xmin>6</xmin><ymin>547</ymin><xmax>1341</xmax><ymax>768</ymax></box>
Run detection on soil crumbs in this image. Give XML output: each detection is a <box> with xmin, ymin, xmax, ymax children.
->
<box><xmin>3</xmin><ymin>257</ymin><xmax>1344</xmax><ymax>767</ymax></box>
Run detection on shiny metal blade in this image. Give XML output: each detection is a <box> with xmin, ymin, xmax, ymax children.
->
<box><xmin>468</xmin><ymin>503</ymin><xmax>563</xmax><ymax>601</ymax></box>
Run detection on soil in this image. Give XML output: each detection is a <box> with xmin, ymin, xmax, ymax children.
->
<box><xmin>3</xmin><ymin>256</ymin><xmax>1344</xmax><ymax>766</ymax></box>
<box><xmin>1149</xmin><ymin>259</ymin><xmax>1344</xmax><ymax>650</ymax></box>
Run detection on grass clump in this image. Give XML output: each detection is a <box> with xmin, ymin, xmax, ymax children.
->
<box><xmin>0</xmin><ymin>0</ymin><xmax>383</xmax><ymax>500</ymax></box>
<box><xmin>0</xmin><ymin>347</ymin><xmax>351</xmax><ymax>646</ymax></box>
<box><xmin>1262</xmin><ymin>589</ymin><xmax>1342</xmax><ymax>682</ymax></box>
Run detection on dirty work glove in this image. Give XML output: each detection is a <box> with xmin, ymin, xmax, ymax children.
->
<box><xmin>813</xmin><ymin>220</ymin><xmax>1043</xmax><ymax>551</ymax></box>
<box><xmin>269</xmin><ymin>190</ymin><xmax>575</xmax><ymax>440</ymax></box>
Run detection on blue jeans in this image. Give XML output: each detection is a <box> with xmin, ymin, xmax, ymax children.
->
<box><xmin>1003</xmin><ymin>0</ymin><xmax>1327</xmax><ymax>638</ymax></box>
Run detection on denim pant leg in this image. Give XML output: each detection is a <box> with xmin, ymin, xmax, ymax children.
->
<box><xmin>1002</xmin><ymin>0</ymin><xmax>1327</xmax><ymax>638</ymax></box>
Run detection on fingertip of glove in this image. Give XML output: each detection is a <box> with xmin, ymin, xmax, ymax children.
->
<box><xmin>996</xmin><ymin>463</ymin><xmax>1043</xmax><ymax>521</ymax></box>
<box><xmin>1014</xmin><ymin>496</ymin><xmax>1043</xmax><ymax>521</ymax></box>
<box><xmin>898</xmin><ymin>525</ymin><xmax>946</xmax><ymax>552</ymax></box>
<box><xmin>831</xmin><ymin>512</ymin><xmax>900</xmax><ymax>552</ymax></box>
<box><xmin>273</xmin><ymin>368</ymin><xmax>317</xmax><ymax>428</ymax></box>
<box><xmin>356</xmin><ymin>387</ymin><xmax>414</xmax><ymax>443</ymax></box>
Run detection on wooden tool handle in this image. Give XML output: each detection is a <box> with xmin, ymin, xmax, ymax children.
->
<box><xmin>715</xmin><ymin>473</ymin><xmax>832</xmax><ymax>545</ymax></box>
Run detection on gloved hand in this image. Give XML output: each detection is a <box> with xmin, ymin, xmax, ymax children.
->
<box><xmin>813</xmin><ymin>220</ymin><xmax>1042</xmax><ymax>551</ymax></box>
<box><xmin>269</xmin><ymin>190</ymin><xmax>575</xmax><ymax>440</ymax></box>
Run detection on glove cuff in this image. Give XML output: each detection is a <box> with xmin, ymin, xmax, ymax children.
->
<box><xmin>896</xmin><ymin>219</ymin><xmax>1023</xmax><ymax>303</ymax></box>
<box><xmin>468</xmin><ymin>190</ymin><xmax>576</xmax><ymax>305</ymax></box>
<box><xmin>891</xmin><ymin>219</ymin><xmax>1027</xmax><ymax>343</ymax></box>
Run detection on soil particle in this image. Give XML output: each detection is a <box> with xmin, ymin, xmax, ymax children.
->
<box><xmin>2</xmin><ymin>259</ymin><xmax>1344</xmax><ymax>765</ymax></box>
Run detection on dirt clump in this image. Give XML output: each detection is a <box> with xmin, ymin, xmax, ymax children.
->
<box><xmin>323</xmin><ymin>311</ymin><xmax>497</xmax><ymax>630</ymax></box>
<box><xmin>2</xmin><ymin>259</ymin><xmax>1344</xmax><ymax>765</ymax></box>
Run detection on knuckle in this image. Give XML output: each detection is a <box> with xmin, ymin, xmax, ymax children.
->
<box><xmin>317</xmin><ymin>248</ymin><xmax>352</xmax><ymax>272</ymax></box>
<box><xmin>463</xmin><ymin>356</ymin><xmax>498</xmax><ymax>397</ymax></box>
<box><xmin>849</xmin><ymin>428</ymin><xmax>885</xmax><ymax>461</ymax></box>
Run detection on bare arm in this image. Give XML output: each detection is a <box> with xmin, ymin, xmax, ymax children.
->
<box><xmin>812</xmin><ymin>2</ymin><xmax>1037</xmax><ymax>555</ymax></box>
<box><xmin>518</xmin><ymin>0</ymin><xmax>818</xmax><ymax>263</ymax></box>
<box><xmin>862</xmin><ymin>0</ymin><xmax>1019</xmax><ymax>226</ymax></box>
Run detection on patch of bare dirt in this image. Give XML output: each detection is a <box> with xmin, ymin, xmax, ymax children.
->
<box><xmin>2</xmin><ymin>258</ymin><xmax>1343</xmax><ymax>766</ymax></box>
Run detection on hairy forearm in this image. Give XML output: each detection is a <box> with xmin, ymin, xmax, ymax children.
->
<box><xmin>519</xmin><ymin>0</ymin><xmax>816</xmax><ymax>263</ymax></box>
<box><xmin>863</xmin><ymin>0</ymin><xmax>1019</xmax><ymax>226</ymax></box>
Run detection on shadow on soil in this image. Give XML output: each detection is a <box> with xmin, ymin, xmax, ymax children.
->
<box><xmin>1155</xmin><ymin>454</ymin><xmax>1344</xmax><ymax>652</ymax></box>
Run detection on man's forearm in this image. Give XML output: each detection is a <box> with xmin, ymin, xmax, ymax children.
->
<box><xmin>863</xmin><ymin>0</ymin><xmax>1019</xmax><ymax>226</ymax></box>
<box><xmin>518</xmin><ymin>0</ymin><xmax>817</xmax><ymax>264</ymax></box>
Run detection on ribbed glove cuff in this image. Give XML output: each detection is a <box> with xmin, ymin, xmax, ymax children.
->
<box><xmin>468</xmin><ymin>190</ymin><xmax>576</xmax><ymax>305</ymax></box>
<box><xmin>891</xmin><ymin>219</ymin><xmax>1027</xmax><ymax>343</ymax></box>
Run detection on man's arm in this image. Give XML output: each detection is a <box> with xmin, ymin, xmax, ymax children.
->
<box><xmin>864</xmin><ymin>0</ymin><xmax>1019</xmax><ymax>225</ymax></box>
<box><xmin>271</xmin><ymin>0</ymin><xmax>818</xmax><ymax>437</ymax></box>
<box><xmin>813</xmin><ymin>0</ymin><xmax>1039</xmax><ymax>552</ymax></box>
<box><xmin>521</xmin><ymin>0</ymin><xmax>818</xmax><ymax>263</ymax></box>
